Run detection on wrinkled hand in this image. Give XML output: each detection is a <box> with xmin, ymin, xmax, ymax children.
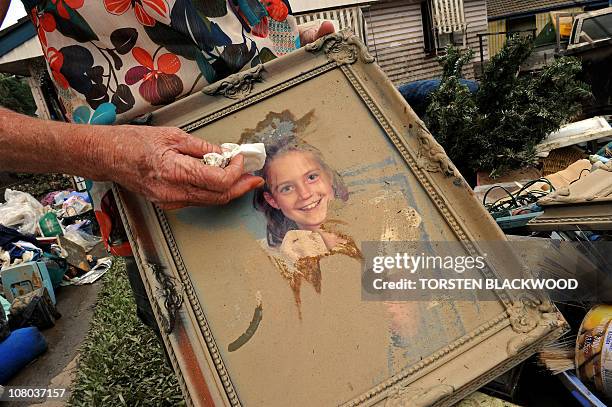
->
<box><xmin>100</xmin><ymin>125</ymin><xmax>264</xmax><ymax>209</ymax></box>
<box><xmin>299</xmin><ymin>21</ymin><xmax>335</xmax><ymax>46</ymax></box>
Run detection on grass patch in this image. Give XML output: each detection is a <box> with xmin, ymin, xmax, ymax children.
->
<box><xmin>69</xmin><ymin>257</ymin><xmax>184</xmax><ymax>406</ymax></box>
<box><xmin>8</xmin><ymin>173</ymin><xmax>73</xmax><ymax>200</ymax></box>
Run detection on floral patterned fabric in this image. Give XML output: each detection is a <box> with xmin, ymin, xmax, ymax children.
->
<box><xmin>23</xmin><ymin>0</ymin><xmax>299</xmax><ymax>124</ymax></box>
<box><xmin>21</xmin><ymin>0</ymin><xmax>301</xmax><ymax>257</ymax></box>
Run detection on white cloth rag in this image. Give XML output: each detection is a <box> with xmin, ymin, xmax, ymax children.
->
<box><xmin>202</xmin><ymin>143</ymin><xmax>266</xmax><ymax>173</ymax></box>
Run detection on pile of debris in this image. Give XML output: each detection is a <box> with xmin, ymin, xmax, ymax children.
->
<box><xmin>476</xmin><ymin>115</ymin><xmax>612</xmax><ymax>405</ymax></box>
<box><xmin>476</xmin><ymin>116</ymin><xmax>612</xmax><ymax>233</ymax></box>
<box><xmin>0</xmin><ymin>187</ymin><xmax>111</xmax><ymax>384</ymax></box>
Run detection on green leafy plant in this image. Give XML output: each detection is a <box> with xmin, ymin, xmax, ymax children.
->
<box><xmin>426</xmin><ymin>36</ymin><xmax>591</xmax><ymax>178</ymax></box>
<box><xmin>0</xmin><ymin>74</ymin><xmax>37</xmax><ymax>116</ymax></box>
<box><xmin>70</xmin><ymin>258</ymin><xmax>184</xmax><ymax>406</ymax></box>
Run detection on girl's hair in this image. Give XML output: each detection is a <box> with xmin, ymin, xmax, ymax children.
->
<box><xmin>253</xmin><ymin>136</ymin><xmax>348</xmax><ymax>247</ymax></box>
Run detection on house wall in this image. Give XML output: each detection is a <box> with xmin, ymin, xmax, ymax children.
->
<box><xmin>535</xmin><ymin>6</ymin><xmax>584</xmax><ymax>33</ymax></box>
<box><xmin>487</xmin><ymin>19</ymin><xmax>506</xmax><ymax>57</ymax></box>
<box><xmin>363</xmin><ymin>0</ymin><xmax>488</xmax><ymax>85</ymax></box>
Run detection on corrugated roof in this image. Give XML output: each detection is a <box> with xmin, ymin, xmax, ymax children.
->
<box><xmin>487</xmin><ymin>0</ymin><xmax>589</xmax><ymax>19</ymax></box>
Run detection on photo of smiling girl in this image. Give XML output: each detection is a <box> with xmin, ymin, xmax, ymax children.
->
<box><xmin>246</xmin><ymin>111</ymin><xmax>362</xmax><ymax>315</ymax></box>
<box><xmin>254</xmin><ymin>137</ymin><xmax>348</xmax><ymax>252</ymax></box>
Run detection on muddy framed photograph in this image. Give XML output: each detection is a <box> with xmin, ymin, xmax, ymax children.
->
<box><xmin>113</xmin><ymin>31</ymin><xmax>567</xmax><ymax>407</ymax></box>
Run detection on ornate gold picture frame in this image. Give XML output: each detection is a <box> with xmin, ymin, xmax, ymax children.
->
<box><xmin>113</xmin><ymin>32</ymin><xmax>567</xmax><ymax>406</ymax></box>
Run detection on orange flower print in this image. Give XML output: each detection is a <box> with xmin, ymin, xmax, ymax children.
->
<box><xmin>125</xmin><ymin>47</ymin><xmax>183</xmax><ymax>105</ymax></box>
<box><xmin>263</xmin><ymin>0</ymin><xmax>288</xmax><ymax>21</ymax></box>
<box><xmin>104</xmin><ymin>0</ymin><xmax>169</xmax><ymax>27</ymax></box>
<box><xmin>46</xmin><ymin>47</ymin><xmax>69</xmax><ymax>89</ymax></box>
<box><xmin>31</xmin><ymin>9</ymin><xmax>56</xmax><ymax>47</ymax></box>
<box><xmin>51</xmin><ymin>0</ymin><xmax>84</xmax><ymax>19</ymax></box>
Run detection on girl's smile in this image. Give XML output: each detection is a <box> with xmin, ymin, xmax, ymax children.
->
<box><xmin>263</xmin><ymin>151</ymin><xmax>334</xmax><ymax>231</ymax></box>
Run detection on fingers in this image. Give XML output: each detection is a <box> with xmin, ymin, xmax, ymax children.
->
<box><xmin>299</xmin><ymin>21</ymin><xmax>335</xmax><ymax>45</ymax></box>
<box><xmin>145</xmin><ymin>136</ymin><xmax>266</xmax><ymax>207</ymax></box>
<box><xmin>193</xmin><ymin>174</ymin><xmax>264</xmax><ymax>205</ymax></box>
<box><xmin>156</xmin><ymin>174</ymin><xmax>264</xmax><ymax>209</ymax></box>
<box><xmin>226</xmin><ymin>174</ymin><xmax>265</xmax><ymax>200</ymax></box>
<box><xmin>299</xmin><ymin>27</ymin><xmax>317</xmax><ymax>45</ymax></box>
<box><xmin>165</xmin><ymin>152</ymin><xmax>263</xmax><ymax>194</ymax></box>
<box><xmin>316</xmin><ymin>21</ymin><xmax>335</xmax><ymax>39</ymax></box>
<box><xmin>218</xmin><ymin>154</ymin><xmax>247</xmax><ymax>188</ymax></box>
<box><xmin>174</xmin><ymin>132</ymin><xmax>220</xmax><ymax>157</ymax></box>
<box><xmin>173</xmin><ymin>153</ymin><xmax>249</xmax><ymax>192</ymax></box>
<box><xmin>214</xmin><ymin>155</ymin><xmax>264</xmax><ymax>192</ymax></box>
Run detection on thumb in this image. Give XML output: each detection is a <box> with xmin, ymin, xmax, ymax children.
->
<box><xmin>225</xmin><ymin>174</ymin><xmax>265</xmax><ymax>201</ymax></box>
<box><xmin>317</xmin><ymin>21</ymin><xmax>335</xmax><ymax>39</ymax></box>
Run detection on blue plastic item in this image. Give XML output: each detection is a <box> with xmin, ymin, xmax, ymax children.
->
<box><xmin>397</xmin><ymin>79</ymin><xmax>479</xmax><ymax>118</ymax></box>
<box><xmin>596</xmin><ymin>140</ymin><xmax>612</xmax><ymax>158</ymax></box>
<box><xmin>496</xmin><ymin>211</ymin><xmax>544</xmax><ymax>230</ymax></box>
<box><xmin>0</xmin><ymin>327</ymin><xmax>48</xmax><ymax>384</ymax></box>
<box><xmin>558</xmin><ymin>371</ymin><xmax>607</xmax><ymax>407</ymax></box>
<box><xmin>0</xmin><ymin>261</ymin><xmax>56</xmax><ymax>305</ymax></box>
<box><xmin>66</xmin><ymin>191</ymin><xmax>91</xmax><ymax>203</ymax></box>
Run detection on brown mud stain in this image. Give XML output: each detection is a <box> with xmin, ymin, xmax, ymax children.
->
<box><xmin>271</xmin><ymin>226</ymin><xmax>362</xmax><ymax>320</ymax></box>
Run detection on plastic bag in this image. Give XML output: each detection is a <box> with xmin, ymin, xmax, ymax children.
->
<box><xmin>63</xmin><ymin>228</ymin><xmax>101</xmax><ymax>252</ymax></box>
<box><xmin>0</xmin><ymin>190</ymin><xmax>44</xmax><ymax>235</ymax></box>
<box><xmin>61</xmin><ymin>195</ymin><xmax>92</xmax><ymax>217</ymax></box>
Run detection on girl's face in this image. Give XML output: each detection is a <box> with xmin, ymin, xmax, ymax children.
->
<box><xmin>263</xmin><ymin>150</ymin><xmax>334</xmax><ymax>231</ymax></box>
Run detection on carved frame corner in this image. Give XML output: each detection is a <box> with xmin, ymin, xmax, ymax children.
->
<box><xmin>202</xmin><ymin>64</ymin><xmax>265</xmax><ymax>100</ymax></box>
<box><xmin>414</xmin><ymin>122</ymin><xmax>459</xmax><ymax>178</ymax></box>
<box><xmin>305</xmin><ymin>29</ymin><xmax>375</xmax><ymax>65</ymax></box>
<box><xmin>507</xmin><ymin>294</ymin><xmax>568</xmax><ymax>355</ymax></box>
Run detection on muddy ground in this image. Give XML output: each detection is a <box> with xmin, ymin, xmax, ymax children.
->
<box><xmin>1</xmin><ymin>173</ymin><xmax>101</xmax><ymax>406</ymax></box>
<box><xmin>5</xmin><ymin>282</ymin><xmax>101</xmax><ymax>406</ymax></box>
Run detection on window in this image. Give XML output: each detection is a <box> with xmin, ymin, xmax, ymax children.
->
<box><xmin>581</xmin><ymin>13</ymin><xmax>612</xmax><ymax>41</ymax></box>
<box><xmin>421</xmin><ymin>0</ymin><xmax>466</xmax><ymax>54</ymax></box>
<box><xmin>421</xmin><ymin>1</ymin><xmax>436</xmax><ymax>53</ymax></box>
<box><xmin>437</xmin><ymin>31</ymin><xmax>466</xmax><ymax>48</ymax></box>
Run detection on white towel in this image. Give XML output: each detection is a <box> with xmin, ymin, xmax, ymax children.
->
<box><xmin>202</xmin><ymin>142</ymin><xmax>266</xmax><ymax>173</ymax></box>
